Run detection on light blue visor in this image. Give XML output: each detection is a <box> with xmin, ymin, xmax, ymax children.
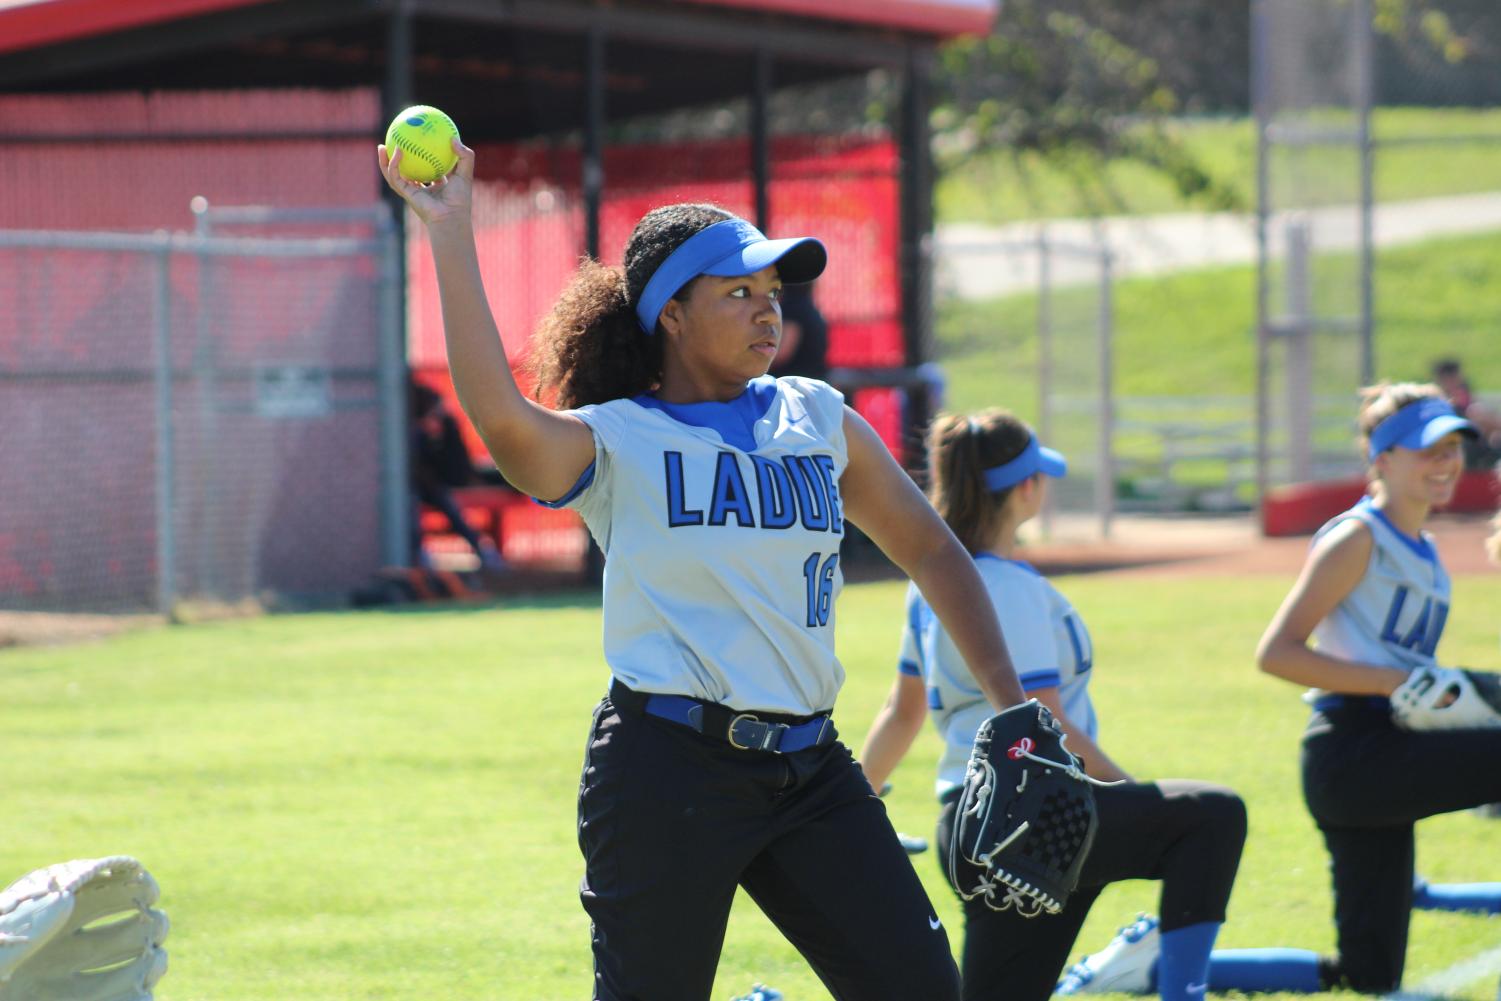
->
<box><xmin>635</xmin><ymin>218</ymin><xmax>827</xmax><ymax>334</ymax></box>
<box><xmin>982</xmin><ymin>435</ymin><xmax>1068</xmax><ymax>492</ymax></box>
<box><xmin>1367</xmin><ymin>397</ymin><xmax>1476</xmax><ymax>460</ymax></box>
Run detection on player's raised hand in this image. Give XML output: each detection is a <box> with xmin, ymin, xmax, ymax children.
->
<box><xmin>377</xmin><ymin>137</ymin><xmax>474</xmax><ymax>229</ymax></box>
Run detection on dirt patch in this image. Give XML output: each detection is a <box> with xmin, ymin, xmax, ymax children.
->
<box><xmin>1022</xmin><ymin>513</ymin><xmax>1498</xmax><ymax>579</ymax></box>
<box><xmin>2</xmin><ymin>516</ymin><xmax>1491</xmax><ymax>651</ymax></box>
<box><xmin>0</xmin><ymin>611</ymin><xmax>165</xmax><ymax>650</ymax></box>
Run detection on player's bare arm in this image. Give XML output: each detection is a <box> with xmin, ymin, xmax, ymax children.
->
<box><xmin>839</xmin><ymin>406</ymin><xmax>1025</xmax><ymax>709</ymax></box>
<box><xmin>858</xmin><ymin>672</ymin><xmax>928</xmax><ymax>791</ymax></box>
<box><xmin>1029</xmin><ymin>685</ymin><xmax>1132</xmax><ymax>782</ymax></box>
<box><xmin>1256</xmin><ymin>518</ymin><xmax>1407</xmax><ymax>695</ymax></box>
<box><xmin>377</xmin><ymin>140</ymin><xmax>594</xmax><ymax>501</ymax></box>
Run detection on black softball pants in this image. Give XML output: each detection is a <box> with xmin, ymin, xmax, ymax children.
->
<box><xmin>936</xmin><ymin>778</ymin><xmax>1246</xmax><ymax>1001</ymax></box>
<box><xmin>1301</xmin><ymin>702</ymin><xmax>1501</xmax><ymax>993</ymax></box>
<box><xmin>577</xmin><ymin>690</ymin><xmax>961</xmax><ymax>1001</ymax></box>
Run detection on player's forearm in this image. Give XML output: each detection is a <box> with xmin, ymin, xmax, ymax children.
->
<box><xmin>1030</xmin><ymin>689</ymin><xmax>1130</xmax><ymax>781</ymax></box>
<box><xmin>859</xmin><ymin>702</ymin><xmax>924</xmax><ymax>792</ymax></box>
<box><xmin>858</xmin><ymin>710</ymin><xmax>918</xmax><ymax>792</ymax></box>
<box><xmin>427</xmin><ymin>222</ymin><xmax>528</xmax><ymax>430</ymax></box>
<box><xmin>1255</xmin><ymin>638</ymin><xmax>1406</xmax><ymax>695</ymax></box>
<box><xmin>911</xmin><ymin>546</ymin><xmax>1025</xmax><ymax>709</ymax></box>
<box><xmin>1053</xmin><ymin>712</ymin><xmax>1131</xmax><ymax>783</ymax></box>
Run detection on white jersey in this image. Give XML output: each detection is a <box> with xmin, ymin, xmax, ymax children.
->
<box><xmin>899</xmin><ymin>554</ymin><xmax>1097</xmax><ymax>797</ymax></box>
<box><xmin>1309</xmin><ymin>498</ymin><xmax>1452</xmax><ymax>687</ymax></box>
<box><xmin>544</xmin><ymin>375</ymin><xmax>848</xmax><ymax>716</ymax></box>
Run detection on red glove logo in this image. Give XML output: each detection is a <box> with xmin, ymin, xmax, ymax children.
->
<box><xmin>1007</xmin><ymin>737</ymin><xmax>1034</xmax><ymax>760</ymax></box>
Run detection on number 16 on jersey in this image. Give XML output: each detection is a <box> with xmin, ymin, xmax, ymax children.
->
<box><xmin>803</xmin><ymin>552</ymin><xmax>839</xmax><ymax>627</ymax></box>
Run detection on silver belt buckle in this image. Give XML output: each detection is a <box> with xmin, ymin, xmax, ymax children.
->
<box><xmin>727</xmin><ymin>712</ymin><xmax>762</xmax><ymax>750</ymax></box>
<box><xmin>728</xmin><ymin>712</ymin><xmax>787</xmax><ymax>751</ymax></box>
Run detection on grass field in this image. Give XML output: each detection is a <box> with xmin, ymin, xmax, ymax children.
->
<box><xmin>934</xmin><ymin>228</ymin><xmax>1501</xmax><ymax>488</ymax></box>
<box><xmin>937</xmin><ymin>109</ymin><xmax>1501</xmax><ymax>226</ymax></box>
<box><xmin>5</xmin><ymin>572</ymin><xmax>1501</xmax><ymax>1000</ymax></box>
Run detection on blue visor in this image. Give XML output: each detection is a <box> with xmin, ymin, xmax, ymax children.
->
<box><xmin>1367</xmin><ymin>397</ymin><xmax>1476</xmax><ymax>459</ymax></box>
<box><xmin>635</xmin><ymin>218</ymin><xmax>827</xmax><ymax>334</ymax></box>
<box><xmin>982</xmin><ymin>435</ymin><xmax>1068</xmax><ymax>492</ymax></box>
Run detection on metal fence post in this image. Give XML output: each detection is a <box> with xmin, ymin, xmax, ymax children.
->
<box><xmin>1285</xmin><ymin>217</ymin><xmax>1313</xmax><ymax>483</ymax></box>
<box><xmin>1097</xmin><ymin>248</ymin><xmax>1115</xmax><ymax>539</ymax></box>
<box><xmin>377</xmin><ymin>210</ymin><xmax>410</xmax><ymax>568</ymax></box>
<box><xmin>1354</xmin><ymin>0</ymin><xmax>1376</xmax><ymax>385</ymax></box>
<box><xmin>1252</xmin><ymin>0</ymin><xmax>1272</xmax><ymax>516</ymax></box>
<box><xmin>1036</xmin><ymin>229</ymin><xmax>1054</xmax><ymax>537</ymax></box>
<box><xmin>192</xmin><ymin>202</ymin><xmax>222</xmax><ymax>598</ymax></box>
<box><xmin>153</xmin><ymin>240</ymin><xmax>177</xmax><ymax>614</ymax></box>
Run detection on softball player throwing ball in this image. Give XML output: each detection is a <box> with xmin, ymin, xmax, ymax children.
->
<box><xmin>858</xmin><ymin>410</ymin><xmax>1248</xmax><ymax>1001</ymax></box>
<box><xmin>1257</xmin><ymin>382</ymin><xmax>1501</xmax><ymax>993</ymax></box>
<box><xmin>378</xmin><ymin>140</ymin><xmax>1028</xmax><ymax>1001</ymax></box>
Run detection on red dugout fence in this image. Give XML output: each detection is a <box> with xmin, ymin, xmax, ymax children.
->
<box><xmin>1</xmin><ymin>87</ymin><xmax>912</xmax><ymax>589</ymax></box>
<box><xmin>408</xmin><ymin>133</ymin><xmax>904</xmax><ymax>377</ymax></box>
<box><xmin>407</xmin><ymin>132</ymin><xmax>907</xmax><ymax>570</ymax></box>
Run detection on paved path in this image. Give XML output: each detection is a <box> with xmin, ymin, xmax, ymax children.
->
<box><xmin>936</xmin><ymin>190</ymin><xmax>1501</xmax><ymax>299</ymax></box>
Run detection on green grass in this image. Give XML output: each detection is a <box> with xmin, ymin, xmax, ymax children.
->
<box><xmin>5</xmin><ymin>574</ymin><xmax>1501</xmax><ymax>1000</ymax></box>
<box><xmin>937</xmin><ymin>108</ymin><xmax>1501</xmax><ymax>225</ymax></box>
<box><xmin>935</xmin><ymin>229</ymin><xmax>1501</xmax><ymax>422</ymax></box>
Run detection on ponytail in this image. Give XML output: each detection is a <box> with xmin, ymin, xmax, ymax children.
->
<box><xmin>927</xmin><ymin>410</ymin><xmax>1033</xmax><ymax>553</ymax></box>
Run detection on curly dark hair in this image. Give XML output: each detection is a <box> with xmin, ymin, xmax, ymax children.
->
<box><xmin>527</xmin><ymin>203</ymin><xmax>734</xmax><ymax>410</ymax></box>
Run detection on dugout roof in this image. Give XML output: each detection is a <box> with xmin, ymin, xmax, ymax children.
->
<box><xmin>0</xmin><ymin>0</ymin><xmax>996</xmax><ymax>139</ymax></box>
<box><xmin>0</xmin><ymin>0</ymin><xmax>992</xmax><ymax>449</ymax></box>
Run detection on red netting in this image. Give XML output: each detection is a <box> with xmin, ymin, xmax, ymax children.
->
<box><xmin>407</xmin><ymin>132</ymin><xmax>902</xmax><ymax>469</ymax></box>
<box><xmin>0</xmin><ymin>90</ymin><xmax>382</xmax><ymax>231</ymax></box>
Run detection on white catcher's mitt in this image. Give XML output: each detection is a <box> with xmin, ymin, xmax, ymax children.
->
<box><xmin>0</xmin><ymin>857</ymin><xmax>167</xmax><ymax>1001</ymax></box>
<box><xmin>1390</xmin><ymin>666</ymin><xmax>1501</xmax><ymax>732</ymax></box>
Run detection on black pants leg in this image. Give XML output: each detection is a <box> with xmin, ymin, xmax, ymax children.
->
<box><xmin>951</xmin><ymin>878</ymin><xmax>1103</xmax><ymax>1001</ymax></box>
<box><xmin>416</xmin><ymin>483</ymin><xmax>486</xmax><ymax>555</ymax></box>
<box><xmin>578</xmin><ymin>699</ymin><xmax>748</xmax><ymax>1001</ymax></box>
<box><xmin>1081</xmin><ymin>780</ymin><xmax>1247</xmax><ymax>932</ymax></box>
<box><xmin>578</xmin><ymin>695</ymin><xmax>959</xmax><ymax>1001</ymax></box>
<box><xmin>937</xmin><ymin>779</ymin><xmax>1246</xmax><ymax>1001</ymax></box>
<box><xmin>739</xmin><ymin>749</ymin><xmax>961</xmax><ymax>1001</ymax></box>
<box><xmin>1301</xmin><ymin>707</ymin><xmax>1501</xmax><ymax>992</ymax></box>
<box><xmin>1318</xmin><ymin>824</ymin><xmax>1414</xmax><ymax>993</ymax></box>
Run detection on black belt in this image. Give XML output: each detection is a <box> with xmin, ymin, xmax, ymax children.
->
<box><xmin>609</xmin><ymin>680</ymin><xmax>836</xmax><ymax>753</ymax></box>
<box><xmin>1312</xmin><ymin>694</ymin><xmax>1391</xmax><ymax>713</ymax></box>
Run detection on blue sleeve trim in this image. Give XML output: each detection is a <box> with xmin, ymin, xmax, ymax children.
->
<box><xmin>906</xmin><ymin>590</ymin><xmax>925</xmax><ymax>637</ymax></box>
<box><xmin>533</xmin><ymin>460</ymin><xmax>596</xmax><ymax>509</ymax></box>
<box><xmin>1019</xmin><ymin>670</ymin><xmax>1062</xmax><ymax>692</ymax></box>
<box><xmin>898</xmin><ymin>659</ymin><xmax>922</xmax><ymax>677</ymax></box>
<box><xmin>1063</xmin><ymin>616</ymin><xmax>1092</xmax><ymax>675</ymax></box>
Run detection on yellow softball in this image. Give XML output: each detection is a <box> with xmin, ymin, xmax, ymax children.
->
<box><xmin>384</xmin><ymin>105</ymin><xmax>460</xmax><ymax>183</ymax></box>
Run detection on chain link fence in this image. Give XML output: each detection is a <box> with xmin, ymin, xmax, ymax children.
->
<box><xmin>1253</xmin><ymin>0</ymin><xmax>1374</xmax><ymax>496</ymax></box>
<box><xmin>0</xmin><ymin>218</ymin><xmax>405</xmax><ymax>613</ymax></box>
<box><xmin>934</xmin><ymin>232</ymin><xmax>1116</xmax><ymax>540</ymax></box>
<box><xmin>1254</xmin><ymin>0</ymin><xmax>1501</xmax><ymax>497</ymax></box>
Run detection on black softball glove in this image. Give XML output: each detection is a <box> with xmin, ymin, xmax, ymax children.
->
<box><xmin>946</xmin><ymin>700</ymin><xmax>1101</xmax><ymax>917</ymax></box>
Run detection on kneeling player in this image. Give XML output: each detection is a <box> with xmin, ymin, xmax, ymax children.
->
<box><xmin>860</xmin><ymin>410</ymin><xmax>1246</xmax><ymax>1001</ymax></box>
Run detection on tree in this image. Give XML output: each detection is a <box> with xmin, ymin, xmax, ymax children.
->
<box><xmin>932</xmin><ymin>0</ymin><xmax>1248</xmax><ymax>214</ymax></box>
<box><xmin>931</xmin><ymin>0</ymin><xmax>1500</xmax><ymax>216</ymax></box>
